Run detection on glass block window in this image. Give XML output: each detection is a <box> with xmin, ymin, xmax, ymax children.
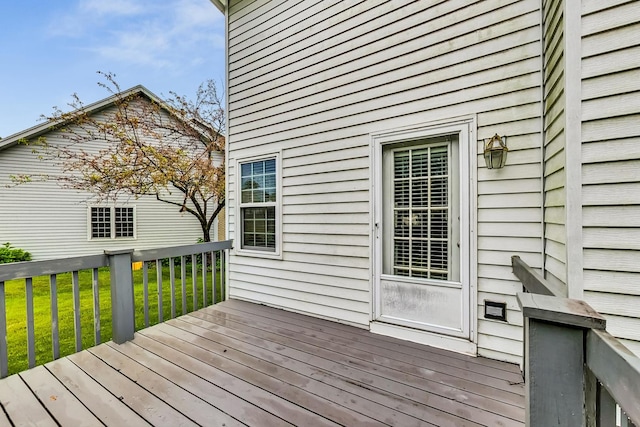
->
<box><xmin>392</xmin><ymin>145</ymin><xmax>450</xmax><ymax>279</ymax></box>
<box><xmin>240</xmin><ymin>158</ymin><xmax>277</xmax><ymax>251</ymax></box>
<box><xmin>90</xmin><ymin>206</ymin><xmax>135</xmax><ymax>239</ymax></box>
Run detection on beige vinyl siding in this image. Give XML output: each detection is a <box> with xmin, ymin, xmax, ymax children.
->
<box><xmin>217</xmin><ymin>206</ymin><xmax>226</xmax><ymax>241</ymax></box>
<box><xmin>227</xmin><ymin>0</ymin><xmax>542</xmax><ymax>362</ymax></box>
<box><xmin>0</xmin><ymin>108</ymin><xmax>211</xmax><ymax>260</ymax></box>
<box><xmin>541</xmin><ymin>0</ymin><xmax>567</xmax><ymax>289</ymax></box>
<box><xmin>581</xmin><ymin>0</ymin><xmax>640</xmax><ymax>355</ymax></box>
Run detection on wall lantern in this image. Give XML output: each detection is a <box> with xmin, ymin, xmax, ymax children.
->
<box><xmin>483</xmin><ymin>134</ymin><xmax>508</xmax><ymax>169</ymax></box>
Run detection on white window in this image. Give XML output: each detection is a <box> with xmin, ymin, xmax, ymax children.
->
<box><xmin>385</xmin><ymin>140</ymin><xmax>460</xmax><ymax>281</ymax></box>
<box><xmin>89</xmin><ymin>206</ymin><xmax>136</xmax><ymax>239</ymax></box>
<box><xmin>238</xmin><ymin>156</ymin><xmax>279</xmax><ymax>254</ymax></box>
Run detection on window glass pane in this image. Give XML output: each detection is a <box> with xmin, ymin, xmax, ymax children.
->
<box><xmin>390</xmin><ymin>145</ymin><xmax>451</xmax><ymax>280</ymax></box>
<box><xmin>411</xmin><ymin>178</ymin><xmax>429</xmax><ymax>207</ymax></box>
<box><xmin>431</xmin><ymin>177</ymin><xmax>448</xmax><ymax>206</ymax></box>
<box><xmin>265</xmin><ymin>188</ymin><xmax>276</xmax><ymax>202</ymax></box>
<box><xmin>431</xmin><ymin>147</ymin><xmax>448</xmax><ymax>176</ymax></box>
<box><xmin>411</xmin><ymin>148</ymin><xmax>429</xmax><ymax>177</ymax></box>
<box><xmin>264</xmin><ymin>174</ymin><xmax>276</xmax><ymax>188</ymax></box>
<box><xmin>394</xmin><ymin>180</ymin><xmax>409</xmax><ymax>208</ymax></box>
<box><xmin>241</xmin><ymin>177</ymin><xmax>253</xmax><ymax>190</ymax></box>
<box><xmin>411</xmin><ymin>210</ymin><xmax>428</xmax><ymax>238</ymax></box>
<box><xmin>241</xmin><ymin>206</ymin><xmax>276</xmax><ymax>250</ymax></box>
<box><xmin>394</xmin><ymin>152</ymin><xmax>409</xmax><ymax>179</ymax></box>
<box><xmin>264</xmin><ymin>159</ymin><xmax>276</xmax><ymax>174</ymax></box>
<box><xmin>241</xmin><ymin>189</ymin><xmax>253</xmax><ymax>203</ymax></box>
<box><xmin>115</xmin><ymin>207</ymin><xmax>134</xmax><ymax>238</ymax></box>
<box><xmin>253</xmin><ymin>189</ymin><xmax>265</xmax><ymax>203</ymax></box>
<box><xmin>394</xmin><ymin>211</ymin><xmax>409</xmax><ymax>238</ymax></box>
<box><xmin>91</xmin><ymin>207</ymin><xmax>111</xmax><ymax>238</ymax></box>
<box><xmin>430</xmin><ymin>209</ymin><xmax>448</xmax><ymax>239</ymax></box>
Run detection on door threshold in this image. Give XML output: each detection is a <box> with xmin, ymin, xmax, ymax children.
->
<box><xmin>370</xmin><ymin>321</ymin><xmax>477</xmax><ymax>356</ymax></box>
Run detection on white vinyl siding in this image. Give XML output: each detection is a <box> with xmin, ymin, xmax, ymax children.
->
<box><xmin>227</xmin><ymin>0</ymin><xmax>543</xmax><ymax>362</ymax></box>
<box><xmin>581</xmin><ymin>0</ymin><xmax>640</xmax><ymax>355</ymax></box>
<box><xmin>542</xmin><ymin>0</ymin><xmax>567</xmax><ymax>289</ymax></box>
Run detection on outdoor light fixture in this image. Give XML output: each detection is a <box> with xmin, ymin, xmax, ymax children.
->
<box><xmin>483</xmin><ymin>134</ymin><xmax>508</xmax><ymax>169</ymax></box>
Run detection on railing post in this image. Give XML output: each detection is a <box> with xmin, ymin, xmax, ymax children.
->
<box><xmin>517</xmin><ymin>292</ymin><xmax>606</xmax><ymax>427</ymax></box>
<box><xmin>106</xmin><ymin>249</ymin><xmax>135</xmax><ymax>344</ymax></box>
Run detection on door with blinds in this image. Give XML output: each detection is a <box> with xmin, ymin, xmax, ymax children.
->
<box><xmin>374</xmin><ymin>125</ymin><xmax>471</xmax><ymax>340</ymax></box>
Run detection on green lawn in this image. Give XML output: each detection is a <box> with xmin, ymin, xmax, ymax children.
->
<box><xmin>4</xmin><ymin>262</ymin><xmax>223</xmax><ymax>375</ymax></box>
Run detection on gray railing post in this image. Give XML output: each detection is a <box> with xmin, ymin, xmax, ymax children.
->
<box><xmin>106</xmin><ymin>249</ymin><xmax>135</xmax><ymax>344</ymax></box>
<box><xmin>517</xmin><ymin>292</ymin><xmax>606</xmax><ymax>427</ymax></box>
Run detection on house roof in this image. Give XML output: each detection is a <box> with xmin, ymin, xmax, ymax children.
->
<box><xmin>209</xmin><ymin>0</ymin><xmax>225</xmax><ymax>13</ymax></box>
<box><xmin>0</xmin><ymin>85</ymin><xmax>164</xmax><ymax>153</ymax></box>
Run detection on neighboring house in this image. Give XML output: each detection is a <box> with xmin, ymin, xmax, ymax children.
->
<box><xmin>215</xmin><ymin>0</ymin><xmax>640</xmax><ymax>362</ymax></box>
<box><xmin>0</xmin><ymin>86</ymin><xmax>224</xmax><ymax>260</ymax></box>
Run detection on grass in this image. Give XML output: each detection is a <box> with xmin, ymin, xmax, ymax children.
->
<box><xmin>4</xmin><ymin>261</ymin><xmax>223</xmax><ymax>375</ymax></box>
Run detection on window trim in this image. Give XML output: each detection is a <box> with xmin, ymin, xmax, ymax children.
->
<box><xmin>235</xmin><ymin>151</ymin><xmax>282</xmax><ymax>259</ymax></box>
<box><xmin>87</xmin><ymin>205</ymin><xmax>137</xmax><ymax>241</ymax></box>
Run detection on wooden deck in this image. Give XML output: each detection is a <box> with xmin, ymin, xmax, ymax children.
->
<box><xmin>0</xmin><ymin>300</ymin><xmax>525</xmax><ymax>426</ymax></box>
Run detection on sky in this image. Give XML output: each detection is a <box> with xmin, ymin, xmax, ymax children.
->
<box><xmin>0</xmin><ymin>0</ymin><xmax>225</xmax><ymax>138</ymax></box>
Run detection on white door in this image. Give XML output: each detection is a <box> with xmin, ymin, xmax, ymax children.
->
<box><xmin>373</xmin><ymin>122</ymin><xmax>472</xmax><ymax>339</ymax></box>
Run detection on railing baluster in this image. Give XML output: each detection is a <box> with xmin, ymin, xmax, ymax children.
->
<box><xmin>0</xmin><ymin>281</ymin><xmax>7</xmax><ymax>378</ymax></box>
<box><xmin>72</xmin><ymin>271</ymin><xmax>81</xmax><ymax>353</ymax></box>
<box><xmin>192</xmin><ymin>255</ymin><xmax>197</xmax><ymax>309</ymax></box>
<box><xmin>212</xmin><ymin>251</ymin><xmax>217</xmax><ymax>304</ymax></box>
<box><xmin>221</xmin><ymin>249</ymin><xmax>226</xmax><ymax>301</ymax></box>
<box><xmin>202</xmin><ymin>252</ymin><xmax>208</xmax><ymax>306</ymax></box>
<box><xmin>92</xmin><ymin>268</ymin><xmax>101</xmax><ymax>345</ymax></box>
<box><xmin>622</xmin><ymin>413</ymin><xmax>638</xmax><ymax>427</ymax></box>
<box><xmin>50</xmin><ymin>274</ymin><xmax>59</xmax><ymax>360</ymax></box>
<box><xmin>26</xmin><ymin>278</ymin><xmax>35</xmax><ymax>368</ymax></box>
<box><xmin>169</xmin><ymin>258</ymin><xmax>176</xmax><ymax>319</ymax></box>
<box><xmin>595</xmin><ymin>382</ymin><xmax>616</xmax><ymax>427</ymax></box>
<box><xmin>181</xmin><ymin>256</ymin><xmax>187</xmax><ymax>315</ymax></box>
<box><xmin>143</xmin><ymin>261</ymin><xmax>149</xmax><ymax>328</ymax></box>
<box><xmin>156</xmin><ymin>260</ymin><xmax>163</xmax><ymax>323</ymax></box>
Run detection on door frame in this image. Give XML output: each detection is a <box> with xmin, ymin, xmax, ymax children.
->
<box><xmin>370</xmin><ymin>116</ymin><xmax>478</xmax><ymax>352</ymax></box>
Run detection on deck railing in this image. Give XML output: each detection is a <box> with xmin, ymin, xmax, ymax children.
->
<box><xmin>0</xmin><ymin>240</ymin><xmax>232</xmax><ymax>378</ymax></box>
<box><xmin>512</xmin><ymin>256</ymin><xmax>640</xmax><ymax>427</ymax></box>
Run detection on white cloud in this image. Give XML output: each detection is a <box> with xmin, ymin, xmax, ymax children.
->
<box><xmin>79</xmin><ymin>0</ymin><xmax>143</xmax><ymax>16</ymax></box>
<box><xmin>48</xmin><ymin>0</ymin><xmax>223</xmax><ymax>70</ymax></box>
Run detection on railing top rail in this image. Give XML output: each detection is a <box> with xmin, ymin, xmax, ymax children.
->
<box><xmin>0</xmin><ymin>254</ymin><xmax>108</xmax><ymax>282</ymax></box>
<box><xmin>511</xmin><ymin>255</ymin><xmax>566</xmax><ymax>297</ymax></box>
<box><xmin>132</xmin><ymin>239</ymin><xmax>233</xmax><ymax>262</ymax></box>
<box><xmin>0</xmin><ymin>240</ymin><xmax>233</xmax><ymax>282</ymax></box>
<box><xmin>517</xmin><ymin>292</ymin><xmax>606</xmax><ymax>330</ymax></box>
<box><xmin>587</xmin><ymin>329</ymin><xmax>640</xmax><ymax>425</ymax></box>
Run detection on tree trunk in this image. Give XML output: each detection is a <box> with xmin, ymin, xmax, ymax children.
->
<box><xmin>202</xmin><ymin>225</ymin><xmax>211</xmax><ymax>242</ymax></box>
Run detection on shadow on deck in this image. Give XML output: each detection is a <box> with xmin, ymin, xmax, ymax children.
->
<box><xmin>0</xmin><ymin>300</ymin><xmax>524</xmax><ymax>426</ymax></box>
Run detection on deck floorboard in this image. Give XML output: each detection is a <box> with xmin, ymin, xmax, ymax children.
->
<box><xmin>0</xmin><ymin>300</ymin><xmax>525</xmax><ymax>426</ymax></box>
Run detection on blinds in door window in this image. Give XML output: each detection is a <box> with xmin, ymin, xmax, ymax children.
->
<box><xmin>392</xmin><ymin>145</ymin><xmax>450</xmax><ymax>280</ymax></box>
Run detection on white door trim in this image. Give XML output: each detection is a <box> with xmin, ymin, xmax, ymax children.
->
<box><xmin>370</xmin><ymin>117</ymin><xmax>477</xmax><ymax>351</ymax></box>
